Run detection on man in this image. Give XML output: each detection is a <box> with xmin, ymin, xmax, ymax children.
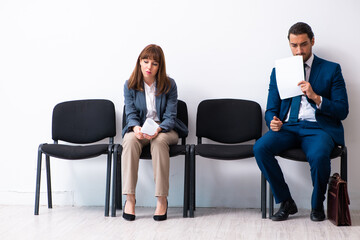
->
<box><xmin>253</xmin><ymin>22</ymin><xmax>349</xmax><ymax>221</ymax></box>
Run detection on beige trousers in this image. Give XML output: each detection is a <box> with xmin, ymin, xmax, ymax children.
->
<box><xmin>121</xmin><ymin>130</ymin><xmax>179</xmax><ymax>197</ymax></box>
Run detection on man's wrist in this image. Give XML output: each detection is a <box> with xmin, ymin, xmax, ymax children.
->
<box><xmin>314</xmin><ymin>95</ymin><xmax>322</xmax><ymax>107</ymax></box>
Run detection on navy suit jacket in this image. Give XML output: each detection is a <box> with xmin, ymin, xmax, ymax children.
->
<box><xmin>122</xmin><ymin>77</ymin><xmax>188</xmax><ymax>138</ymax></box>
<box><xmin>265</xmin><ymin>55</ymin><xmax>349</xmax><ymax>146</ymax></box>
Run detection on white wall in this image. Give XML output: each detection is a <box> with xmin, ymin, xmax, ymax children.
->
<box><xmin>1</xmin><ymin>0</ymin><xmax>359</xmax><ymax>210</ymax></box>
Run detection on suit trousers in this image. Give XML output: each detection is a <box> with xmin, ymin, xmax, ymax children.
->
<box><xmin>121</xmin><ymin>130</ymin><xmax>179</xmax><ymax>197</ymax></box>
<box><xmin>253</xmin><ymin>121</ymin><xmax>335</xmax><ymax>210</ymax></box>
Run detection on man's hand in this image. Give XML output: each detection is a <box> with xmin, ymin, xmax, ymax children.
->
<box><xmin>270</xmin><ymin>116</ymin><xmax>283</xmax><ymax>131</ymax></box>
<box><xmin>298</xmin><ymin>81</ymin><xmax>322</xmax><ymax>105</ymax></box>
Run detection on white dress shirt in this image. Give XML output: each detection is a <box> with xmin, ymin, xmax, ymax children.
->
<box><xmin>285</xmin><ymin>54</ymin><xmax>322</xmax><ymax>122</ymax></box>
<box><xmin>144</xmin><ymin>81</ymin><xmax>159</xmax><ymax>122</ymax></box>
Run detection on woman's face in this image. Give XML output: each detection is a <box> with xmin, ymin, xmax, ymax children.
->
<box><xmin>139</xmin><ymin>58</ymin><xmax>159</xmax><ymax>81</ymax></box>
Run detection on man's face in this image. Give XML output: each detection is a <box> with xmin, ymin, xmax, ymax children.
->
<box><xmin>289</xmin><ymin>33</ymin><xmax>314</xmax><ymax>62</ymax></box>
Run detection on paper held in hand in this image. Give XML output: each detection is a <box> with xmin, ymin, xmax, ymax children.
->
<box><xmin>275</xmin><ymin>55</ymin><xmax>304</xmax><ymax>100</ymax></box>
<box><xmin>141</xmin><ymin>118</ymin><xmax>159</xmax><ymax>136</ymax></box>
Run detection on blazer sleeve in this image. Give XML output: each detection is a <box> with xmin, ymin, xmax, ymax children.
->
<box><xmin>123</xmin><ymin>80</ymin><xmax>141</xmax><ymax>130</ymax></box>
<box><xmin>264</xmin><ymin>68</ymin><xmax>281</xmax><ymax>128</ymax></box>
<box><xmin>317</xmin><ymin>64</ymin><xmax>349</xmax><ymax>121</ymax></box>
<box><xmin>159</xmin><ymin>78</ymin><xmax>178</xmax><ymax>131</ymax></box>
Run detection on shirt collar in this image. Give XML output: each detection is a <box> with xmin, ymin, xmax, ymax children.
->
<box><xmin>144</xmin><ymin>80</ymin><xmax>156</xmax><ymax>92</ymax></box>
<box><xmin>305</xmin><ymin>54</ymin><xmax>314</xmax><ymax>68</ymax></box>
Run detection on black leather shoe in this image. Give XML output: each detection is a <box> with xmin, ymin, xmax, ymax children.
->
<box><xmin>271</xmin><ymin>199</ymin><xmax>298</xmax><ymax>221</ymax></box>
<box><xmin>310</xmin><ymin>208</ymin><xmax>325</xmax><ymax>221</ymax></box>
<box><xmin>153</xmin><ymin>200</ymin><xmax>168</xmax><ymax>221</ymax></box>
<box><xmin>122</xmin><ymin>200</ymin><xmax>135</xmax><ymax>221</ymax></box>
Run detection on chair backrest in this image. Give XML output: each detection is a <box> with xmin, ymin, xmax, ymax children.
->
<box><xmin>196</xmin><ymin>99</ymin><xmax>262</xmax><ymax>144</ymax></box>
<box><xmin>52</xmin><ymin>99</ymin><xmax>116</xmax><ymax>144</ymax></box>
<box><xmin>122</xmin><ymin>99</ymin><xmax>188</xmax><ymax>141</ymax></box>
<box><xmin>176</xmin><ymin>100</ymin><xmax>188</xmax><ymax>129</ymax></box>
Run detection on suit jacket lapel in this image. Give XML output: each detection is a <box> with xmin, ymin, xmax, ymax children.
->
<box><xmin>156</xmin><ymin>94</ymin><xmax>162</xmax><ymax>120</ymax></box>
<box><xmin>309</xmin><ymin>55</ymin><xmax>321</xmax><ymax>87</ymax></box>
<box><xmin>307</xmin><ymin>55</ymin><xmax>322</xmax><ymax>108</ymax></box>
<box><xmin>138</xmin><ymin>82</ymin><xmax>147</xmax><ymax>112</ymax></box>
<box><xmin>155</xmin><ymin>81</ymin><xmax>162</xmax><ymax>120</ymax></box>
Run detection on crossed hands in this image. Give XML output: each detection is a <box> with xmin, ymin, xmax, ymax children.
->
<box><xmin>133</xmin><ymin>126</ymin><xmax>161</xmax><ymax>140</ymax></box>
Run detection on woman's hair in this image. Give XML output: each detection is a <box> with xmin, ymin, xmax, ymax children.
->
<box><xmin>128</xmin><ymin>44</ymin><xmax>170</xmax><ymax>95</ymax></box>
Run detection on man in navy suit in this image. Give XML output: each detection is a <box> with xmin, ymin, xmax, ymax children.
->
<box><xmin>253</xmin><ymin>22</ymin><xmax>349</xmax><ymax>221</ymax></box>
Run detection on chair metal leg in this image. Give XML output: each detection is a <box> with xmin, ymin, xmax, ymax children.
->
<box><xmin>269</xmin><ymin>188</ymin><xmax>274</xmax><ymax>218</ymax></box>
<box><xmin>104</xmin><ymin>147</ymin><xmax>112</xmax><ymax>217</ymax></box>
<box><xmin>189</xmin><ymin>144</ymin><xmax>195</xmax><ymax>218</ymax></box>
<box><xmin>45</xmin><ymin>155</ymin><xmax>52</xmax><ymax>209</ymax></box>
<box><xmin>261</xmin><ymin>173</ymin><xmax>266</xmax><ymax>219</ymax></box>
<box><xmin>111</xmin><ymin>145</ymin><xmax>121</xmax><ymax>217</ymax></box>
<box><xmin>111</xmin><ymin>145</ymin><xmax>117</xmax><ymax>217</ymax></box>
<box><xmin>193</xmin><ymin>146</ymin><xmax>196</xmax><ymax>212</ymax></box>
<box><xmin>183</xmin><ymin>145</ymin><xmax>190</xmax><ymax>218</ymax></box>
<box><xmin>34</xmin><ymin>145</ymin><xmax>43</xmax><ymax>215</ymax></box>
<box><xmin>340</xmin><ymin>146</ymin><xmax>347</xmax><ymax>182</ymax></box>
<box><xmin>116</xmin><ymin>147</ymin><xmax>122</xmax><ymax>210</ymax></box>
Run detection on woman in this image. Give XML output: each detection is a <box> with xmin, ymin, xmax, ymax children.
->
<box><xmin>121</xmin><ymin>44</ymin><xmax>188</xmax><ymax>221</ymax></box>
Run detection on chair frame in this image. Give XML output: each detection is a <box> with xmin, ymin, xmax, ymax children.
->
<box><xmin>34</xmin><ymin>99</ymin><xmax>116</xmax><ymax>217</ymax></box>
<box><xmin>188</xmin><ymin>99</ymin><xmax>266</xmax><ymax>218</ymax></box>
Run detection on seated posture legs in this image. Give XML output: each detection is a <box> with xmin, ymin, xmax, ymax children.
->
<box><xmin>254</xmin><ymin>122</ymin><xmax>334</xmax><ymax>221</ymax></box>
<box><xmin>121</xmin><ymin>130</ymin><xmax>178</xmax><ymax>221</ymax></box>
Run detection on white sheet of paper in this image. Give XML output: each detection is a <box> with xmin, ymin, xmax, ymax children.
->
<box><xmin>275</xmin><ymin>55</ymin><xmax>304</xmax><ymax>100</ymax></box>
<box><xmin>141</xmin><ymin>118</ymin><xmax>159</xmax><ymax>136</ymax></box>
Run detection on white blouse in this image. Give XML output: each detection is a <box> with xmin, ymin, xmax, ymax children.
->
<box><xmin>144</xmin><ymin>81</ymin><xmax>159</xmax><ymax>121</ymax></box>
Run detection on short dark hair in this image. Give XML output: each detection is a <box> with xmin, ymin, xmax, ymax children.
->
<box><xmin>288</xmin><ymin>22</ymin><xmax>314</xmax><ymax>40</ymax></box>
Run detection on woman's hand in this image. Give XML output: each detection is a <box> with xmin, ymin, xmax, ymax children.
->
<box><xmin>133</xmin><ymin>126</ymin><xmax>144</xmax><ymax>139</ymax></box>
<box><xmin>143</xmin><ymin>127</ymin><xmax>162</xmax><ymax>140</ymax></box>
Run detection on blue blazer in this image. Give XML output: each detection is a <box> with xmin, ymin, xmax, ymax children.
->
<box><xmin>122</xmin><ymin>77</ymin><xmax>188</xmax><ymax>138</ymax></box>
<box><xmin>265</xmin><ymin>55</ymin><xmax>349</xmax><ymax>146</ymax></box>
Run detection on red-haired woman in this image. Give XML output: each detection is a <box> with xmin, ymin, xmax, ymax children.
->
<box><xmin>121</xmin><ymin>44</ymin><xmax>188</xmax><ymax>221</ymax></box>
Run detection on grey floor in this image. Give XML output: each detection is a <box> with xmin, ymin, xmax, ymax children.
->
<box><xmin>1</xmin><ymin>205</ymin><xmax>359</xmax><ymax>240</ymax></box>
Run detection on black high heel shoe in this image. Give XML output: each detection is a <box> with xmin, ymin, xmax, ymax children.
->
<box><xmin>123</xmin><ymin>200</ymin><xmax>135</xmax><ymax>221</ymax></box>
<box><xmin>153</xmin><ymin>200</ymin><xmax>168</xmax><ymax>221</ymax></box>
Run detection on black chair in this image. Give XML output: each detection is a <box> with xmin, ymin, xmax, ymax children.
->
<box><xmin>268</xmin><ymin>146</ymin><xmax>347</xmax><ymax>217</ymax></box>
<box><xmin>34</xmin><ymin>99</ymin><xmax>116</xmax><ymax>217</ymax></box>
<box><xmin>189</xmin><ymin>99</ymin><xmax>266</xmax><ymax>218</ymax></box>
<box><xmin>111</xmin><ymin>100</ymin><xmax>190</xmax><ymax>217</ymax></box>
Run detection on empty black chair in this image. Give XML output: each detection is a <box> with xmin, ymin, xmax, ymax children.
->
<box><xmin>268</xmin><ymin>146</ymin><xmax>347</xmax><ymax>217</ymax></box>
<box><xmin>189</xmin><ymin>99</ymin><xmax>266</xmax><ymax>218</ymax></box>
<box><xmin>111</xmin><ymin>100</ymin><xmax>190</xmax><ymax>217</ymax></box>
<box><xmin>34</xmin><ymin>99</ymin><xmax>116</xmax><ymax>216</ymax></box>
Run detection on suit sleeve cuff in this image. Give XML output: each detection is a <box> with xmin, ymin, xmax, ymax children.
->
<box><xmin>316</xmin><ymin>96</ymin><xmax>323</xmax><ymax>109</ymax></box>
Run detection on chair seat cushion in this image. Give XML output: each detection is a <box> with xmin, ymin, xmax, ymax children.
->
<box><xmin>195</xmin><ymin>144</ymin><xmax>254</xmax><ymax>160</ymax></box>
<box><xmin>41</xmin><ymin>144</ymin><xmax>110</xmax><ymax>160</ymax></box>
<box><xmin>140</xmin><ymin>144</ymin><xmax>187</xmax><ymax>159</ymax></box>
<box><xmin>279</xmin><ymin>146</ymin><xmax>344</xmax><ymax>162</ymax></box>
